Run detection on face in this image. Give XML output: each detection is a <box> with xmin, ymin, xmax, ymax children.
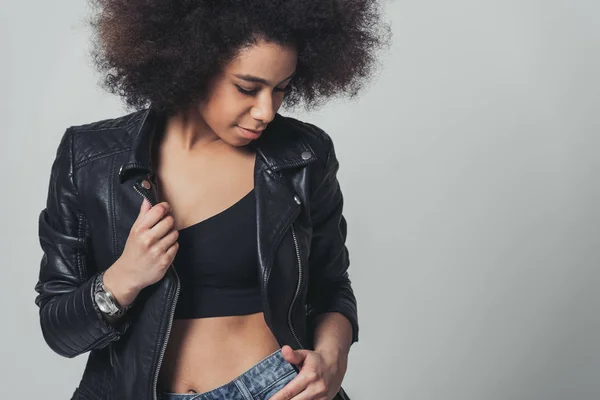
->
<box><xmin>195</xmin><ymin>40</ymin><xmax>298</xmax><ymax>146</ymax></box>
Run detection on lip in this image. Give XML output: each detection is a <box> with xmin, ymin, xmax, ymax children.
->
<box><xmin>240</xmin><ymin>126</ymin><xmax>264</xmax><ymax>133</ymax></box>
<box><xmin>237</xmin><ymin>125</ymin><xmax>264</xmax><ymax>139</ymax></box>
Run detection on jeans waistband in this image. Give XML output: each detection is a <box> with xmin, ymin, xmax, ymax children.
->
<box><xmin>160</xmin><ymin>349</ymin><xmax>298</xmax><ymax>399</ymax></box>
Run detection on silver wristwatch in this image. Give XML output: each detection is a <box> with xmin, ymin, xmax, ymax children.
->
<box><xmin>93</xmin><ymin>272</ymin><xmax>129</xmax><ymax>317</ymax></box>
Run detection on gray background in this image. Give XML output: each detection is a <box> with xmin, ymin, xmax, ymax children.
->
<box><xmin>1</xmin><ymin>0</ymin><xmax>599</xmax><ymax>398</ymax></box>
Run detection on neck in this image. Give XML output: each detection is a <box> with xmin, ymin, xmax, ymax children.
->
<box><xmin>163</xmin><ymin>106</ymin><xmax>222</xmax><ymax>152</ymax></box>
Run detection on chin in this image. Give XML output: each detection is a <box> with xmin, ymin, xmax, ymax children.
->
<box><xmin>224</xmin><ymin>134</ymin><xmax>252</xmax><ymax>147</ymax></box>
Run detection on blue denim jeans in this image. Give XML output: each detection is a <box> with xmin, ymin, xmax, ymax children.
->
<box><xmin>159</xmin><ymin>349</ymin><xmax>299</xmax><ymax>400</ymax></box>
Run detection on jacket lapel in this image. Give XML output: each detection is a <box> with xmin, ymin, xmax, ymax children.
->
<box><xmin>247</xmin><ymin>115</ymin><xmax>319</xmax><ymax>316</ymax></box>
<box><xmin>118</xmin><ymin>108</ymin><xmax>320</xmax><ymax>178</ymax></box>
<box><xmin>116</xmin><ymin>107</ymin><xmax>320</xmax><ymax>311</ymax></box>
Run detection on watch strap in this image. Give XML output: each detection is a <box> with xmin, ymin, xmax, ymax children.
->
<box><xmin>94</xmin><ymin>272</ymin><xmax>130</xmax><ymax>317</ymax></box>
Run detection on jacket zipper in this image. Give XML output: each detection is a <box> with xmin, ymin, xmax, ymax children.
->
<box><xmin>291</xmin><ymin>225</ymin><xmax>349</xmax><ymax>400</ymax></box>
<box><xmin>153</xmin><ymin>269</ymin><xmax>180</xmax><ymax>400</ymax></box>
<box><xmin>133</xmin><ymin>181</ymin><xmax>181</xmax><ymax>400</ymax></box>
<box><xmin>132</xmin><ymin>183</ymin><xmax>347</xmax><ymax>398</ymax></box>
<box><xmin>289</xmin><ymin>223</ymin><xmax>304</xmax><ymax>349</ymax></box>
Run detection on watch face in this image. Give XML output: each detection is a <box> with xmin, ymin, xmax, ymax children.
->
<box><xmin>95</xmin><ymin>291</ymin><xmax>116</xmax><ymax>315</ymax></box>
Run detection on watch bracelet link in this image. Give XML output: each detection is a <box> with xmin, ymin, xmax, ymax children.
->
<box><xmin>94</xmin><ymin>271</ymin><xmax>132</xmax><ymax>316</ymax></box>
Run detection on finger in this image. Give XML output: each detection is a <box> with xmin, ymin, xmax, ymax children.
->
<box><xmin>281</xmin><ymin>345</ymin><xmax>308</xmax><ymax>366</ymax></box>
<box><xmin>279</xmin><ymin>388</ymin><xmax>315</xmax><ymax>400</ymax></box>
<box><xmin>281</xmin><ymin>379</ymin><xmax>330</xmax><ymax>400</ymax></box>
<box><xmin>164</xmin><ymin>241</ymin><xmax>179</xmax><ymax>260</ymax></box>
<box><xmin>138</xmin><ymin>202</ymin><xmax>171</xmax><ymax>230</ymax></box>
<box><xmin>149</xmin><ymin>214</ymin><xmax>176</xmax><ymax>240</ymax></box>
<box><xmin>156</xmin><ymin>229</ymin><xmax>179</xmax><ymax>253</ymax></box>
<box><xmin>269</xmin><ymin>373</ymin><xmax>309</xmax><ymax>400</ymax></box>
<box><xmin>139</xmin><ymin>198</ymin><xmax>152</xmax><ymax>215</ymax></box>
<box><xmin>154</xmin><ymin>241</ymin><xmax>178</xmax><ymax>270</ymax></box>
<box><xmin>132</xmin><ymin>199</ymin><xmax>153</xmax><ymax>232</ymax></box>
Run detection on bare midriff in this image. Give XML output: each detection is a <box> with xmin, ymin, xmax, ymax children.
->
<box><xmin>153</xmin><ymin>116</ymin><xmax>279</xmax><ymax>394</ymax></box>
<box><xmin>158</xmin><ymin>312</ymin><xmax>281</xmax><ymax>394</ymax></box>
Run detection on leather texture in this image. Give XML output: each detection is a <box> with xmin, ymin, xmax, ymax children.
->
<box><xmin>34</xmin><ymin>108</ymin><xmax>358</xmax><ymax>400</ymax></box>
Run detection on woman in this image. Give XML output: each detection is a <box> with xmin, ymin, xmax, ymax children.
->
<box><xmin>34</xmin><ymin>1</ymin><xmax>389</xmax><ymax>399</ymax></box>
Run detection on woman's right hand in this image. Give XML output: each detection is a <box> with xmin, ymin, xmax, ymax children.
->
<box><xmin>103</xmin><ymin>198</ymin><xmax>179</xmax><ymax>307</ymax></box>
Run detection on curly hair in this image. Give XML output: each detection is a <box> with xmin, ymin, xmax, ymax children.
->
<box><xmin>89</xmin><ymin>0</ymin><xmax>391</xmax><ymax>115</ymax></box>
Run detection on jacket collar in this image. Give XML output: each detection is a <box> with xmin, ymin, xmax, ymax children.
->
<box><xmin>118</xmin><ymin>107</ymin><xmax>318</xmax><ymax>183</ymax></box>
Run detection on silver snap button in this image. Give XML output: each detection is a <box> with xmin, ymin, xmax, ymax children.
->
<box><xmin>141</xmin><ymin>180</ymin><xmax>152</xmax><ymax>190</ymax></box>
<box><xmin>293</xmin><ymin>195</ymin><xmax>301</xmax><ymax>205</ymax></box>
<box><xmin>301</xmin><ymin>151</ymin><xmax>312</xmax><ymax>160</ymax></box>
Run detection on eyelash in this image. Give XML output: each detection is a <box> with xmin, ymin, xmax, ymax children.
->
<box><xmin>236</xmin><ymin>85</ymin><xmax>287</xmax><ymax>96</ymax></box>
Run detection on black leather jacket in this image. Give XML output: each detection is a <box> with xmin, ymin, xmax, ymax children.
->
<box><xmin>34</xmin><ymin>108</ymin><xmax>359</xmax><ymax>400</ymax></box>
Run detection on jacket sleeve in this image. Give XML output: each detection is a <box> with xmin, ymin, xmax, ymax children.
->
<box><xmin>306</xmin><ymin>132</ymin><xmax>359</xmax><ymax>345</ymax></box>
<box><xmin>34</xmin><ymin>128</ymin><xmax>129</xmax><ymax>358</ymax></box>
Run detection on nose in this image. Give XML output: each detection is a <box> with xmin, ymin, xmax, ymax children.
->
<box><xmin>250</xmin><ymin>93</ymin><xmax>276</xmax><ymax>124</ymax></box>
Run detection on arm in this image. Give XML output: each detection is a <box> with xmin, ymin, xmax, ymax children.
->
<box><xmin>306</xmin><ymin>131</ymin><xmax>359</xmax><ymax>350</ymax></box>
<box><xmin>313</xmin><ymin>312</ymin><xmax>353</xmax><ymax>362</ymax></box>
<box><xmin>34</xmin><ymin>128</ymin><xmax>130</xmax><ymax>358</ymax></box>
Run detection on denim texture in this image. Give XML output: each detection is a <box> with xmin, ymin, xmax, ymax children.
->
<box><xmin>160</xmin><ymin>349</ymin><xmax>298</xmax><ymax>400</ymax></box>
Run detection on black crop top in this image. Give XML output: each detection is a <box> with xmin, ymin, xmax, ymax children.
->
<box><xmin>172</xmin><ymin>188</ymin><xmax>262</xmax><ymax>319</ymax></box>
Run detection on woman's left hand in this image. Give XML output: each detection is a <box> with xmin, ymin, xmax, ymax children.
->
<box><xmin>270</xmin><ymin>345</ymin><xmax>348</xmax><ymax>400</ymax></box>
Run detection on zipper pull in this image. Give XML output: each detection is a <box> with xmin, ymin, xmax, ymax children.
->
<box><xmin>133</xmin><ymin>175</ymin><xmax>158</xmax><ymax>206</ymax></box>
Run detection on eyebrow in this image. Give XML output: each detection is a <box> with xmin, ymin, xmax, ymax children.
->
<box><xmin>233</xmin><ymin>71</ymin><xmax>296</xmax><ymax>86</ymax></box>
